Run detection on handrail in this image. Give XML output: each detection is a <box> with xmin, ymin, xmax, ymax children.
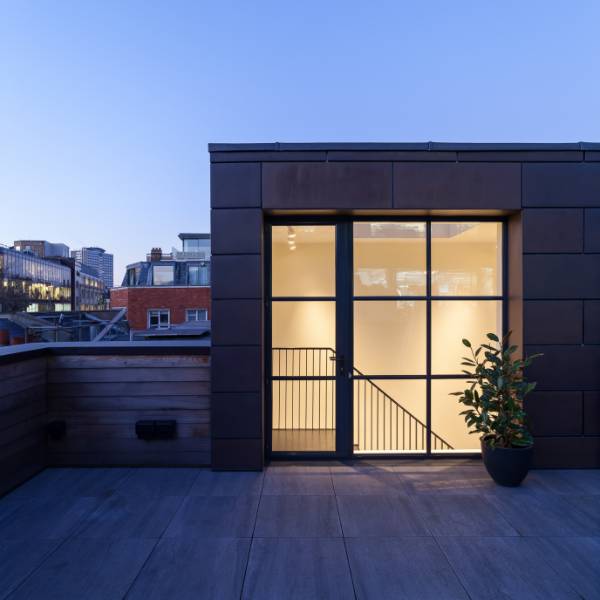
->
<box><xmin>271</xmin><ymin>347</ymin><xmax>453</xmax><ymax>452</ymax></box>
<box><xmin>351</xmin><ymin>363</ymin><xmax>453</xmax><ymax>451</ymax></box>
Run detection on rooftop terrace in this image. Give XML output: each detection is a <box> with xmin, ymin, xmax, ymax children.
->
<box><xmin>1</xmin><ymin>462</ymin><xmax>599</xmax><ymax>599</ymax></box>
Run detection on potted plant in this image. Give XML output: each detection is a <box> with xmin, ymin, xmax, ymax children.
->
<box><xmin>450</xmin><ymin>332</ymin><xmax>542</xmax><ymax>487</ymax></box>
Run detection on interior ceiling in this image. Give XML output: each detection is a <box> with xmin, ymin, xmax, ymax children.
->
<box><xmin>272</xmin><ymin>223</ymin><xmax>500</xmax><ymax>244</ymax></box>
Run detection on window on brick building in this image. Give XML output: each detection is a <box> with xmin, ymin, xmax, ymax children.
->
<box><xmin>186</xmin><ymin>308</ymin><xmax>208</xmax><ymax>322</ymax></box>
<box><xmin>148</xmin><ymin>309</ymin><xmax>170</xmax><ymax>329</ymax></box>
<box><xmin>188</xmin><ymin>264</ymin><xmax>210</xmax><ymax>286</ymax></box>
<box><xmin>152</xmin><ymin>265</ymin><xmax>174</xmax><ymax>286</ymax></box>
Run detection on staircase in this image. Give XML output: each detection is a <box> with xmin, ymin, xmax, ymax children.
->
<box><xmin>272</xmin><ymin>347</ymin><xmax>453</xmax><ymax>453</ymax></box>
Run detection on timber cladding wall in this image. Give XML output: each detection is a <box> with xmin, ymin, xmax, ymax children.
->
<box><xmin>46</xmin><ymin>354</ymin><xmax>210</xmax><ymax>466</ymax></box>
<box><xmin>0</xmin><ymin>356</ymin><xmax>47</xmax><ymax>496</ymax></box>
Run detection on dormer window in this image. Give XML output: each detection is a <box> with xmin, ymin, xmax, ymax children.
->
<box><xmin>152</xmin><ymin>265</ymin><xmax>174</xmax><ymax>286</ymax></box>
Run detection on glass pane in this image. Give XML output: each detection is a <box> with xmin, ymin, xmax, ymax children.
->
<box><xmin>153</xmin><ymin>265</ymin><xmax>174</xmax><ymax>286</ymax></box>
<box><xmin>354</xmin><ymin>301</ymin><xmax>426</xmax><ymax>375</ymax></box>
<box><xmin>354</xmin><ymin>379</ymin><xmax>426</xmax><ymax>453</ymax></box>
<box><xmin>272</xmin><ymin>226</ymin><xmax>335</xmax><ymax>297</ymax></box>
<box><xmin>353</xmin><ymin>222</ymin><xmax>426</xmax><ymax>296</ymax></box>
<box><xmin>431</xmin><ymin>300</ymin><xmax>502</xmax><ymax>374</ymax></box>
<box><xmin>272</xmin><ymin>301</ymin><xmax>335</xmax><ymax>373</ymax></box>
<box><xmin>272</xmin><ymin>380</ymin><xmax>336</xmax><ymax>451</ymax></box>
<box><xmin>431</xmin><ymin>379</ymin><xmax>480</xmax><ymax>452</ymax></box>
<box><xmin>272</xmin><ymin>300</ymin><xmax>336</xmax><ymax>452</ymax></box>
<box><xmin>431</xmin><ymin>222</ymin><xmax>502</xmax><ymax>296</ymax></box>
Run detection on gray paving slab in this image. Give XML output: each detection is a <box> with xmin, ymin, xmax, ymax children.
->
<box><xmin>164</xmin><ymin>495</ymin><xmax>259</xmax><ymax>538</ymax></box>
<box><xmin>438</xmin><ymin>536</ymin><xmax>581</xmax><ymax>600</ymax></box>
<box><xmin>262</xmin><ymin>472</ymin><xmax>334</xmax><ymax>495</ymax></box>
<box><xmin>412</xmin><ymin>493</ymin><xmax>519</xmax><ymax>536</ymax></box>
<box><xmin>241</xmin><ymin>538</ymin><xmax>355</xmax><ymax>600</ymax></box>
<box><xmin>0</xmin><ymin>539</ymin><xmax>62</xmax><ymax>599</ymax></box>
<box><xmin>3</xmin><ymin>466</ymin><xmax>600</xmax><ymax>600</ymax></box>
<box><xmin>399</xmin><ymin>468</ymin><xmax>493</xmax><ymax>494</ymax></box>
<box><xmin>486</xmin><ymin>491</ymin><xmax>600</xmax><ymax>536</ymax></box>
<box><xmin>115</xmin><ymin>468</ymin><xmax>200</xmax><ymax>497</ymax></box>
<box><xmin>0</xmin><ymin>496</ymin><xmax>99</xmax><ymax>540</ymax></box>
<box><xmin>7</xmin><ymin>468</ymin><xmax>132</xmax><ymax>499</ymax></box>
<box><xmin>189</xmin><ymin>470</ymin><xmax>264</xmax><ymax>496</ymax></box>
<box><xmin>255</xmin><ymin>495</ymin><xmax>342</xmax><ymax>538</ymax></box>
<box><xmin>346</xmin><ymin>537</ymin><xmax>469</xmax><ymax>600</ymax></box>
<box><xmin>563</xmin><ymin>494</ymin><xmax>600</xmax><ymax>530</ymax></box>
<box><xmin>337</xmin><ymin>494</ymin><xmax>428</xmax><ymax>537</ymax></box>
<box><xmin>127</xmin><ymin>537</ymin><xmax>251</xmax><ymax>600</ymax></box>
<box><xmin>331</xmin><ymin>471</ymin><xmax>406</xmax><ymax>495</ymax></box>
<box><xmin>75</xmin><ymin>493</ymin><xmax>183</xmax><ymax>539</ymax></box>
<box><xmin>529</xmin><ymin>536</ymin><xmax>600</xmax><ymax>600</ymax></box>
<box><xmin>8</xmin><ymin>537</ymin><xmax>156</xmax><ymax>600</ymax></box>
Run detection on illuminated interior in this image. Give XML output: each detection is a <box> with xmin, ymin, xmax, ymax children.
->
<box><xmin>270</xmin><ymin>221</ymin><xmax>503</xmax><ymax>455</ymax></box>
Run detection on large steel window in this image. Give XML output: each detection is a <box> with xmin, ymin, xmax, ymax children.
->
<box><xmin>267</xmin><ymin>218</ymin><xmax>506</xmax><ymax>458</ymax></box>
<box><xmin>353</xmin><ymin>221</ymin><xmax>504</xmax><ymax>454</ymax></box>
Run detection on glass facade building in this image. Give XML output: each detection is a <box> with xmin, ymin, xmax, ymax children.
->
<box><xmin>0</xmin><ymin>246</ymin><xmax>72</xmax><ymax>312</ymax></box>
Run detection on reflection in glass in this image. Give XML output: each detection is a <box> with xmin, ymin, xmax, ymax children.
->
<box><xmin>431</xmin><ymin>222</ymin><xmax>502</xmax><ymax>296</ymax></box>
<box><xmin>431</xmin><ymin>379</ymin><xmax>480</xmax><ymax>452</ymax></box>
<box><xmin>354</xmin><ymin>301</ymin><xmax>426</xmax><ymax>375</ymax></box>
<box><xmin>272</xmin><ymin>225</ymin><xmax>335</xmax><ymax>297</ymax></box>
<box><xmin>353</xmin><ymin>380</ymin><xmax>426</xmax><ymax>453</ymax></box>
<box><xmin>353</xmin><ymin>222</ymin><xmax>426</xmax><ymax>296</ymax></box>
<box><xmin>431</xmin><ymin>300</ymin><xmax>502</xmax><ymax>374</ymax></box>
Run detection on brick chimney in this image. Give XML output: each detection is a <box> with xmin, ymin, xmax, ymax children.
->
<box><xmin>150</xmin><ymin>247</ymin><xmax>162</xmax><ymax>261</ymax></box>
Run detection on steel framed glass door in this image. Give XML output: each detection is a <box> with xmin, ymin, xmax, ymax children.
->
<box><xmin>267</xmin><ymin>218</ymin><xmax>505</xmax><ymax>458</ymax></box>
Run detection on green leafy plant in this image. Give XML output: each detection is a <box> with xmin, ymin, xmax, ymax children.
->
<box><xmin>450</xmin><ymin>332</ymin><xmax>542</xmax><ymax>448</ymax></box>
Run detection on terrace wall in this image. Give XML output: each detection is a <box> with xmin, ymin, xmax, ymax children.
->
<box><xmin>0</xmin><ymin>356</ymin><xmax>47</xmax><ymax>496</ymax></box>
<box><xmin>0</xmin><ymin>342</ymin><xmax>210</xmax><ymax>495</ymax></box>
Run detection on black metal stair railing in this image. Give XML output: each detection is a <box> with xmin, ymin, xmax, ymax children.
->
<box><xmin>271</xmin><ymin>347</ymin><xmax>453</xmax><ymax>452</ymax></box>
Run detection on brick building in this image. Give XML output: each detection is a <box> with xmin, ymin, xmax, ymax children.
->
<box><xmin>110</xmin><ymin>233</ymin><xmax>211</xmax><ymax>332</ymax></box>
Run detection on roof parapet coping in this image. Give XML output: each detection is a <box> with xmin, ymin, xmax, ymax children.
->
<box><xmin>208</xmin><ymin>141</ymin><xmax>600</xmax><ymax>153</ymax></box>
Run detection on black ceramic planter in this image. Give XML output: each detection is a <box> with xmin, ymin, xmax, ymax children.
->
<box><xmin>481</xmin><ymin>440</ymin><xmax>533</xmax><ymax>487</ymax></box>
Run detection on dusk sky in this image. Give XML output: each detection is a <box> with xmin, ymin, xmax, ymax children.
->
<box><xmin>2</xmin><ymin>1</ymin><xmax>600</xmax><ymax>281</ymax></box>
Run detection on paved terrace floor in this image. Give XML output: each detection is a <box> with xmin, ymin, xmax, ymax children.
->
<box><xmin>1</xmin><ymin>462</ymin><xmax>599</xmax><ymax>599</ymax></box>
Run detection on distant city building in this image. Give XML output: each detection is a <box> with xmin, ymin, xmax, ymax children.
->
<box><xmin>71</xmin><ymin>247</ymin><xmax>114</xmax><ymax>289</ymax></box>
<box><xmin>74</xmin><ymin>263</ymin><xmax>106</xmax><ymax>311</ymax></box>
<box><xmin>0</xmin><ymin>244</ymin><xmax>72</xmax><ymax>312</ymax></box>
<box><xmin>110</xmin><ymin>233</ymin><xmax>210</xmax><ymax>332</ymax></box>
<box><xmin>1</xmin><ymin>240</ymin><xmax>106</xmax><ymax>313</ymax></box>
<box><xmin>13</xmin><ymin>240</ymin><xmax>70</xmax><ymax>259</ymax></box>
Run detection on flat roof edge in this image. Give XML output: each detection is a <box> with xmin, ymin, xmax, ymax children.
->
<box><xmin>208</xmin><ymin>141</ymin><xmax>600</xmax><ymax>153</ymax></box>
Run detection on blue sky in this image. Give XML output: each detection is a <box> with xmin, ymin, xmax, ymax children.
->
<box><xmin>1</xmin><ymin>1</ymin><xmax>600</xmax><ymax>280</ymax></box>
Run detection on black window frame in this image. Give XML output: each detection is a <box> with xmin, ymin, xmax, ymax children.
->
<box><xmin>265</xmin><ymin>215</ymin><xmax>508</xmax><ymax>460</ymax></box>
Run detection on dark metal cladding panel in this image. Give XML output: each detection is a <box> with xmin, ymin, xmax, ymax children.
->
<box><xmin>393</xmin><ymin>163</ymin><xmax>521</xmax><ymax>209</ymax></box>
<box><xmin>524</xmin><ymin>255</ymin><xmax>600</xmax><ymax>299</ymax></box>
<box><xmin>211</xmin><ymin>163</ymin><xmax>261</xmax><ymax>208</ymax></box>
<box><xmin>522</xmin><ymin>209</ymin><xmax>583</xmax><ymax>253</ymax></box>
<box><xmin>211</xmin><ymin>299</ymin><xmax>262</xmax><ymax>347</ymax></box>
<box><xmin>212</xmin><ymin>438</ymin><xmax>263</xmax><ymax>470</ymax></box>
<box><xmin>262</xmin><ymin>162</ymin><xmax>393</xmax><ymax>209</ymax></box>
<box><xmin>525</xmin><ymin>391</ymin><xmax>583</xmax><ymax>436</ymax></box>
<box><xmin>211</xmin><ymin>209</ymin><xmax>263</xmax><ymax>255</ymax></box>
<box><xmin>584</xmin><ymin>208</ymin><xmax>600</xmax><ymax>252</ymax></box>
<box><xmin>525</xmin><ymin>344</ymin><xmax>600</xmax><ymax>391</ymax></box>
<box><xmin>212</xmin><ymin>393</ymin><xmax>263</xmax><ymax>439</ymax></box>
<box><xmin>523</xmin><ymin>301</ymin><xmax>582</xmax><ymax>344</ymax></box>
<box><xmin>523</xmin><ymin>163</ymin><xmax>600</xmax><ymax>207</ymax></box>
<box><xmin>211</xmin><ymin>346</ymin><xmax>262</xmax><ymax>393</ymax></box>
<box><xmin>211</xmin><ymin>255</ymin><xmax>262</xmax><ymax>299</ymax></box>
